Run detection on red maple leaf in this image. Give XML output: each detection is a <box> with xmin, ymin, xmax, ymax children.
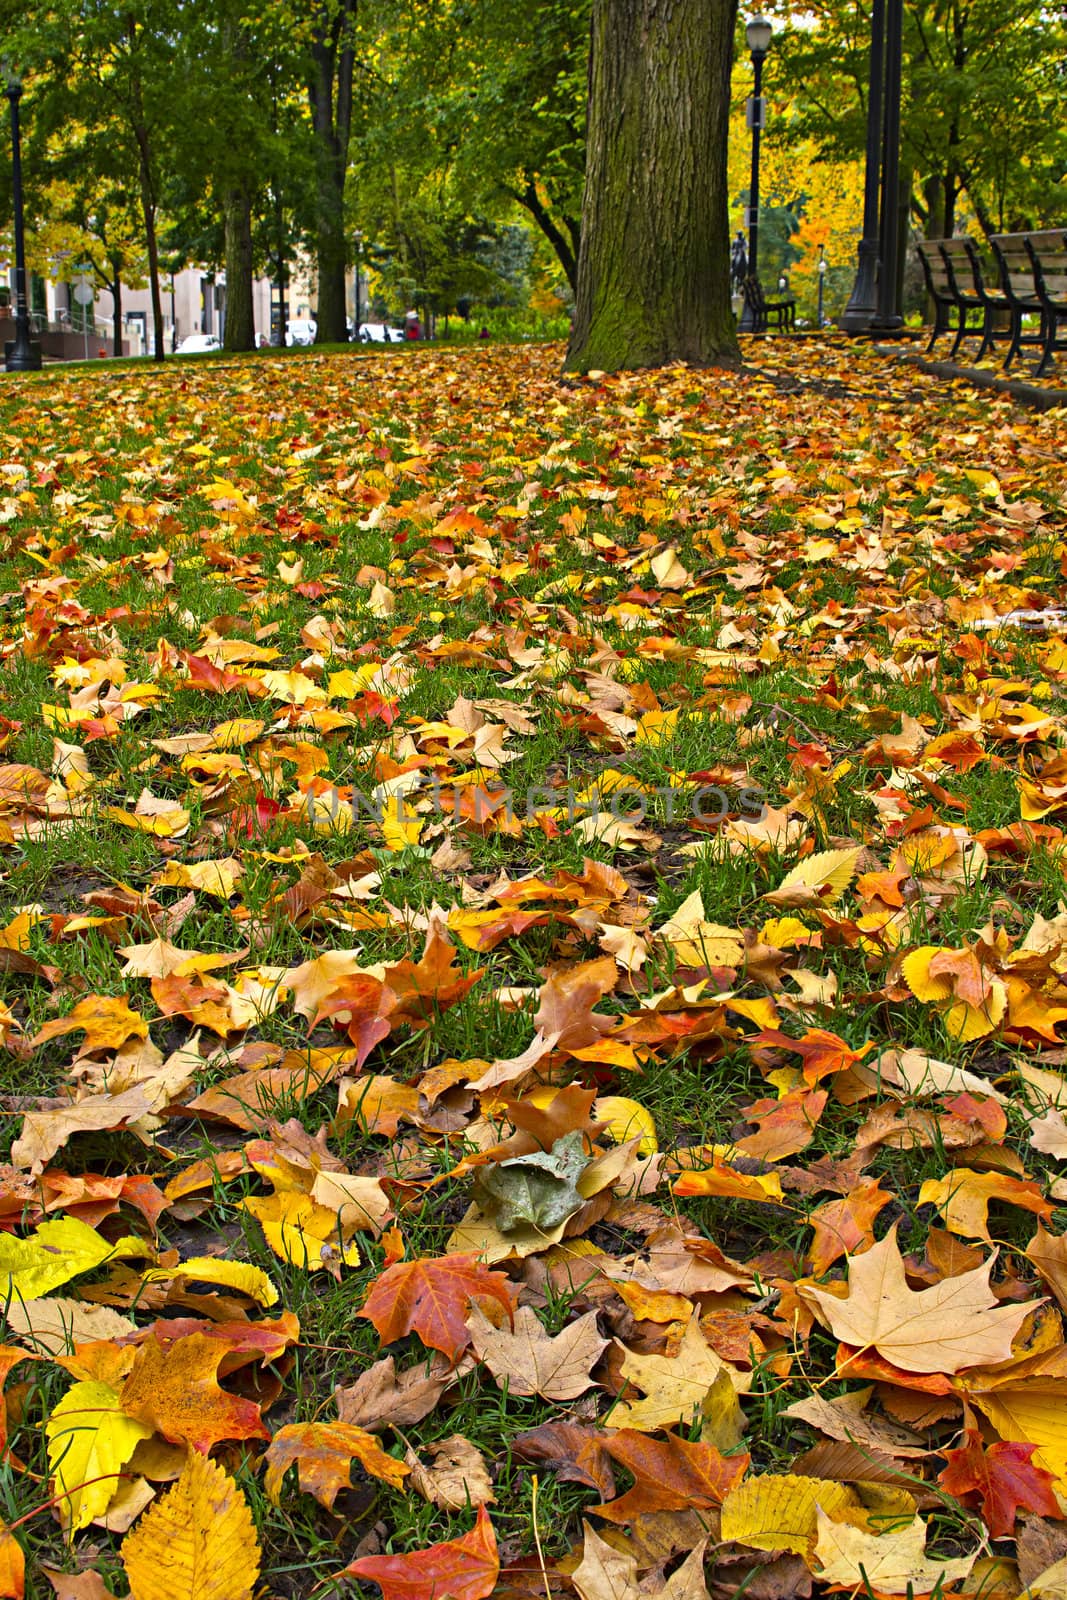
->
<box><xmin>359</xmin><ymin>1254</ymin><xmax>517</xmax><ymax>1363</ymax></box>
<box><xmin>938</xmin><ymin>1428</ymin><xmax>1061</xmax><ymax>1537</ymax></box>
<box><xmin>343</xmin><ymin>1505</ymin><xmax>498</xmax><ymax>1599</ymax></box>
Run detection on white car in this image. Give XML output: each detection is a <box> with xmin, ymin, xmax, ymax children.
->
<box><xmin>177</xmin><ymin>333</ymin><xmax>221</xmax><ymax>354</ymax></box>
<box><xmin>286</xmin><ymin>319</ymin><xmax>317</xmax><ymax>346</ymax></box>
<box><xmin>358</xmin><ymin>323</ymin><xmax>403</xmax><ymax>343</ymax></box>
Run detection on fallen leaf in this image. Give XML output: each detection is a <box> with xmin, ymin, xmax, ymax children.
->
<box><xmin>359</xmin><ymin>1253</ymin><xmax>518</xmax><ymax>1364</ymax></box>
<box><xmin>264</xmin><ymin>1420</ymin><xmax>408</xmax><ymax>1509</ymax></box>
<box><xmin>720</xmin><ymin>1473</ymin><xmax>865</xmax><ymax>1557</ymax></box>
<box><xmin>335</xmin><ymin>1353</ymin><xmax>461</xmax><ymax>1432</ymax></box>
<box><xmin>342</xmin><ymin>1504</ymin><xmax>499</xmax><ymax>1599</ymax></box>
<box><xmin>119</xmin><ymin>1331</ymin><xmax>272</xmax><ymax>1452</ymax></box>
<box><xmin>467</xmin><ymin>1303</ymin><xmax>606</xmax><ymax>1400</ymax></box>
<box><xmin>918</xmin><ymin>1168</ymin><xmax>1054</xmax><ymax>1241</ymax></box>
<box><xmin>610</xmin><ymin>1311</ymin><xmax>745</xmax><ymax>1431</ymax></box>
<box><xmin>939</xmin><ymin>1427</ymin><xmax>1061</xmax><ymax>1537</ymax></box>
<box><xmin>406</xmin><ymin>1434</ymin><xmax>495</xmax><ymax>1509</ymax></box>
<box><xmin>46</xmin><ymin>1380</ymin><xmax>152</xmax><ymax>1533</ymax></box>
<box><xmin>593</xmin><ymin>1431</ymin><xmax>748</xmax><ymax>1522</ymax></box>
<box><xmin>799</xmin><ymin>1225</ymin><xmax>1036</xmax><ymax>1374</ymax></box>
<box><xmin>812</xmin><ymin>1506</ymin><xmax>976</xmax><ymax>1594</ymax></box>
<box><xmin>121</xmin><ymin>1450</ymin><xmax>260</xmax><ymax>1600</ymax></box>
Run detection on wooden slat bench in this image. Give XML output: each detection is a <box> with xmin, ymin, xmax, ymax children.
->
<box><xmin>916</xmin><ymin>239</ymin><xmax>961</xmax><ymax>353</ymax></box>
<box><xmin>918</xmin><ymin>233</ymin><xmax>1065</xmax><ymax>373</ymax></box>
<box><xmin>917</xmin><ymin>237</ymin><xmax>1029</xmax><ymax>363</ymax></box>
<box><xmin>1023</xmin><ymin>230</ymin><xmax>1067</xmax><ymax>377</ymax></box>
<box><xmin>741</xmin><ymin>275</ymin><xmax>796</xmax><ymax>334</ymax></box>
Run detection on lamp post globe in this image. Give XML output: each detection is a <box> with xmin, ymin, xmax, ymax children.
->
<box><xmin>746</xmin><ymin>15</ymin><xmax>773</xmax><ymax>58</ymax></box>
<box><xmin>738</xmin><ymin>16</ymin><xmax>773</xmax><ymax>333</ymax></box>
<box><xmin>3</xmin><ymin>67</ymin><xmax>42</xmax><ymax>373</ymax></box>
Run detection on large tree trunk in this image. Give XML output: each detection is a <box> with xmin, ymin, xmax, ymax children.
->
<box><xmin>309</xmin><ymin>1</ymin><xmax>355</xmax><ymax>344</ymax></box>
<box><xmin>565</xmin><ymin>0</ymin><xmax>739</xmax><ymax>374</ymax></box>
<box><xmin>111</xmin><ymin>267</ymin><xmax>123</xmax><ymax>358</ymax></box>
<box><xmin>140</xmin><ymin>187</ymin><xmax>165</xmax><ymax>361</ymax></box>
<box><xmin>223</xmin><ymin>187</ymin><xmax>255</xmax><ymax>351</ymax></box>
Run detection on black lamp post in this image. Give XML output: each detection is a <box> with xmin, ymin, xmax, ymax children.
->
<box><xmin>841</xmin><ymin>0</ymin><xmax>885</xmax><ymax>333</ymax></box>
<box><xmin>739</xmin><ymin>14</ymin><xmax>773</xmax><ymax>333</ymax></box>
<box><xmin>817</xmin><ymin>245</ymin><xmax>827</xmax><ymax>327</ymax></box>
<box><xmin>872</xmin><ymin>0</ymin><xmax>904</xmax><ymax>331</ymax></box>
<box><xmin>842</xmin><ymin>0</ymin><xmax>905</xmax><ymax>333</ymax></box>
<box><xmin>4</xmin><ymin>68</ymin><xmax>41</xmax><ymax>373</ymax></box>
<box><xmin>353</xmin><ymin>229</ymin><xmax>363</xmax><ymax>341</ymax></box>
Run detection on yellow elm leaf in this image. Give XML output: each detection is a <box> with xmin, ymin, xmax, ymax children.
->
<box><xmin>720</xmin><ymin>1474</ymin><xmax>860</xmax><ymax>1556</ymax></box>
<box><xmin>211</xmin><ymin>718</ymin><xmax>265</xmax><ymax>749</ymax></box>
<box><xmin>122</xmin><ymin>1450</ymin><xmax>260</xmax><ymax>1600</ymax></box>
<box><xmin>943</xmin><ymin>985</ymin><xmax>1006</xmax><ymax>1041</ymax></box>
<box><xmin>813</xmin><ymin>1508</ymin><xmax>976</xmax><ymax>1593</ymax></box>
<box><xmin>762</xmin><ymin>847</ymin><xmax>862</xmax><ymax>909</ymax></box>
<box><xmin>380</xmin><ymin>795</ymin><xmax>423</xmax><ymax>852</ymax></box>
<box><xmin>0</xmin><ymin>1217</ymin><xmax>152</xmax><ymax>1300</ymax></box>
<box><xmin>141</xmin><ymin>1258</ymin><xmax>279</xmax><ymax>1308</ymax></box>
<box><xmin>154</xmin><ymin>859</ymin><xmax>244</xmax><ymax>898</ymax></box>
<box><xmin>105</xmin><ymin>805</ymin><xmax>191</xmax><ymax>838</ymax></box>
<box><xmin>328</xmin><ymin>664</ymin><xmax>379</xmax><ymax>700</ymax></box>
<box><xmin>635</xmin><ymin>707</ymin><xmax>679</xmax><ymax>746</ymax></box>
<box><xmin>47</xmin><ymin>1380</ymin><xmax>152</xmax><ymax>1533</ymax></box>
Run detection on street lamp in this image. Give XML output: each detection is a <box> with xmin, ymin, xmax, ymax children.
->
<box><xmin>817</xmin><ymin>245</ymin><xmax>827</xmax><ymax>327</ymax></box>
<box><xmin>739</xmin><ymin>15</ymin><xmax>773</xmax><ymax>333</ymax></box>
<box><xmin>842</xmin><ymin>0</ymin><xmax>904</xmax><ymax>333</ymax></box>
<box><xmin>3</xmin><ymin>66</ymin><xmax>41</xmax><ymax>372</ymax></box>
<box><xmin>353</xmin><ymin>229</ymin><xmax>363</xmax><ymax>342</ymax></box>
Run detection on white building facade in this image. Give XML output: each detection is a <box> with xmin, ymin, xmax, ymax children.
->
<box><xmin>21</xmin><ymin>259</ymin><xmax>344</xmax><ymax>356</ymax></box>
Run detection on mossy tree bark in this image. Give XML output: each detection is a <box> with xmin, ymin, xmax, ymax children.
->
<box><xmin>565</xmin><ymin>0</ymin><xmax>739</xmax><ymax>374</ymax></box>
<box><xmin>309</xmin><ymin>0</ymin><xmax>355</xmax><ymax>345</ymax></box>
<box><xmin>223</xmin><ymin>188</ymin><xmax>255</xmax><ymax>352</ymax></box>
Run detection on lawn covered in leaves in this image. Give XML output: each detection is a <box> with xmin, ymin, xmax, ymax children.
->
<box><xmin>0</xmin><ymin>336</ymin><xmax>1066</xmax><ymax>1599</ymax></box>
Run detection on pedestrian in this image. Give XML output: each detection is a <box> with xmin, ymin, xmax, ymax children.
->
<box><xmin>478</xmin><ymin>326</ymin><xmax>489</xmax><ymax>340</ymax></box>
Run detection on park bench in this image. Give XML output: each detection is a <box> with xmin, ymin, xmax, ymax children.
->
<box><xmin>741</xmin><ymin>274</ymin><xmax>795</xmax><ymax>334</ymax></box>
<box><xmin>917</xmin><ymin>237</ymin><xmax>1023</xmax><ymax>363</ymax></box>
<box><xmin>992</xmin><ymin>229</ymin><xmax>1067</xmax><ymax>376</ymax></box>
<box><xmin>918</xmin><ymin>233</ymin><xmax>1060</xmax><ymax>373</ymax></box>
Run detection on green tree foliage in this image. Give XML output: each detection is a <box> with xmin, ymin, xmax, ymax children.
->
<box><xmin>356</xmin><ymin>0</ymin><xmax>589</xmax><ymax>293</ymax></box>
<box><xmin>765</xmin><ymin>0</ymin><xmax>1067</xmax><ymax>241</ymax></box>
<box><xmin>13</xmin><ymin>0</ymin><xmax>179</xmax><ymax>358</ymax></box>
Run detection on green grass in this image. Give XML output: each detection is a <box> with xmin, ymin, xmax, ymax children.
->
<box><xmin>0</xmin><ymin>336</ymin><xmax>1065</xmax><ymax>1593</ymax></box>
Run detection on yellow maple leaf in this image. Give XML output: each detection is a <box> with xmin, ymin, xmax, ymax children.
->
<box><xmin>242</xmin><ymin>1190</ymin><xmax>360</xmax><ymax>1272</ymax></box>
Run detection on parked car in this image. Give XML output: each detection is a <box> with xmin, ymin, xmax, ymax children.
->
<box><xmin>286</xmin><ymin>319</ymin><xmax>317</xmax><ymax>346</ymax></box>
<box><xmin>176</xmin><ymin>333</ymin><xmax>221</xmax><ymax>354</ymax></box>
<box><xmin>358</xmin><ymin>323</ymin><xmax>403</xmax><ymax>343</ymax></box>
